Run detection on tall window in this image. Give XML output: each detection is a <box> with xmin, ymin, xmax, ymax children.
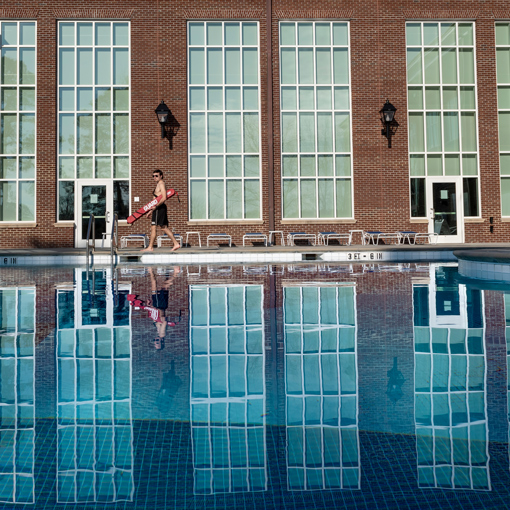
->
<box><xmin>0</xmin><ymin>287</ymin><xmax>35</xmax><ymax>503</ymax></box>
<box><xmin>406</xmin><ymin>22</ymin><xmax>479</xmax><ymax>217</ymax></box>
<box><xmin>279</xmin><ymin>21</ymin><xmax>352</xmax><ymax>220</ymax></box>
<box><xmin>57</xmin><ymin>21</ymin><xmax>130</xmax><ymax>221</ymax></box>
<box><xmin>188</xmin><ymin>21</ymin><xmax>261</xmax><ymax>220</ymax></box>
<box><xmin>496</xmin><ymin>23</ymin><xmax>510</xmax><ymax>216</ymax></box>
<box><xmin>0</xmin><ymin>22</ymin><xmax>36</xmax><ymax>222</ymax></box>
<box><xmin>284</xmin><ymin>285</ymin><xmax>359</xmax><ymax>490</ymax></box>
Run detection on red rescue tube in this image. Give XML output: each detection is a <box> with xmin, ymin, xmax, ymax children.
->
<box><xmin>127</xmin><ymin>189</ymin><xmax>177</xmax><ymax>224</ymax></box>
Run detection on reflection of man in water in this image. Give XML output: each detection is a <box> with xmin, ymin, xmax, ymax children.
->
<box><xmin>148</xmin><ymin>266</ymin><xmax>180</xmax><ymax>350</ymax></box>
<box><xmin>156</xmin><ymin>360</ymin><xmax>182</xmax><ymax>414</ymax></box>
<box><xmin>127</xmin><ymin>266</ymin><xmax>180</xmax><ymax>350</ymax></box>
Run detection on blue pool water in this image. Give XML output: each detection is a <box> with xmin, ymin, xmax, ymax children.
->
<box><xmin>0</xmin><ymin>262</ymin><xmax>509</xmax><ymax>509</ymax></box>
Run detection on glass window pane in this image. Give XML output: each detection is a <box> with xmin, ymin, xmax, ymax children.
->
<box><xmin>95</xmin><ymin>23</ymin><xmax>110</xmax><ymax>45</ymax></box>
<box><xmin>445</xmin><ymin>154</ymin><xmax>460</xmax><ymax>175</ymax></box>
<box><xmin>189</xmin><ymin>48</ymin><xmax>205</xmax><ymax>84</ymax></box>
<box><xmin>244</xmin><ymin>155</ymin><xmax>259</xmax><ymax>177</ymax></box>
<box><xmin>0</xmin><ymin>181</ymin><xmax>16</xmax><ymax>221</ymax></box>
<box><xmin>299</xmin><ymin>87</ymin><xmax>314</xmax><ymax>109</ymax></box>
<box><xmin>407</xmin><ymin>49</ymin><xmax>423</xmax><ymax>84</ymax></box>
<box><xmin>424</xmin><ymin>49</ymin><xmax>439</xmax><ymax>84</ymax></box>
<box><xmin>59</xmin><ymin>49</ymin><xmax>75</xmax><ymax>85</ymax></box>
<box><xmin>19</xmin><ymin>88</ymin><xmax>34</xmax><ymax>111</ymax></box>
<box><xmin>207</xmin><ymin>87</ymin><xmax>222</xmax><ymax>110</ymax></box>
<box><xmin>225</xmin><ymin>48</ymin><xmax>240</xmax><ymax>84</ymax></box>
<box><xmin>336</xmin><ymin>179</ymin><xmax>352</xmax><ymax>217</ymax></box>
<box><xmin>301</xmin><ymin>180</ymin><xmax>316</xmax><ymax>217</ymax></box>
<box><xmin>335</xmin><ymin>154</ymin><xmax>351</xmax><ymax>176</ymax></box>
<box><xmin>77</xmin><ymin>88</ymin><xmax>93</xmax><ymax>111</ymax></box>
<box><xmin>208</xmin><ymin>155</ymin><xmax>223</xmax><ymax>177</ymax></box>
<box><xmin>441</xmin><ymin>23</ymin><xmax>456</xmax><ymax>46</ymax></box>
<box><xmin>318</xmin><ymin>155</ymin><xmax>333</xmax><ymax>176</ymax></box>
<box><xmin>426</xmin><ymin>112</ymin><xmax>442</xmax><ymax>152</ymax></box>
<box><xmin>317</xmin><ymin>113</ymin><xmax>333</xmax><ymax>152</ymax></box>
<box><xmin>441</xmin><ymin>49</ymin><xmax>457</xmax><ymax>84</ymax></box>
<box><xmin>77</xmin><ymin>49</ymin><xmax>92</xmax><ymax>85</ymax></box>
<box><xmin>423</xmin><ymin>23</ymin><xmax>439</xmax><ymax>45</ymax></box>
<box><xmin>114</xmin><ymin>113</ymin><xmax>129</xmax><ymax>154</ymax></box>
<box><xmin>59</xmin><ymin>88</ymin><xmax>74</xmax><ymax>111</ymax></box>
<box><xmin>283</xmin><ymin>179</ymin><xmax>298</xmax><ymax>218</ymax></box>
<box><xmin>95</xmin><ymin>156</ymin><xmax>111</xmax><ymax>178</ymax></box>
<box><xmin>318</xmin><ymin>179</ymin><xmax>334</xmax><ymax>217</ymax></box>
<box><xmin>58</xmin><ymin>181</ymin><xmax>74</xmax><ymax>221</ymax></box>
<box><xmin>316</xmin><ymin>48</ymin><xmax>331</xmax><ymax>84</ymax></box>
<box><xmin>0</xmin><ymin>157</ymin><xmax>16</xmax><ymax>178</ymax></box>
<box><xmin>333</xmin><ymin>23</ymin><xmax>348</xmax><ymax>46</ymax></box>
<box><xmin>499</xmin><ymin>113</ymin><xmax>510</xmax><ymax>153</ymax></box>
<box><xmin>226</xmin><ymin>180</ymin><xmax>242</xmax><ymax>218</ymax></box>
<box><xmin>20</xmin><ymin>48</ymin><xmax>35</xmax><ymax>85</ymax></box>
<box><xmin>19</xmin><ymin>113</ymin><xmax>35</xmax><ymax>154</ymax></box>
<box><xmin>96</xmin><ymin>88</ymin><xmax>111</xmax><ymax>110</ymax></box>
<box><xmin>316</xmin><ymin>23</ymin><xmax>330</xmax><ymax>45</ymax></box>
<box><xmin>443</xmin><ymin>87</ymin><xmax>458</xmax><ymax>109</ymax></box>
<box><xmin>59</xmin><ymin>114</ymin><xmax>75</xmax><ymax>154</ymax></box>
<box><xmin>244</xmin><ymin>179</ymin><xmax>259</xmax><ymax>218</ymax></box>
<box><xmin>225</xmin><ymin>113</ymin><xmax>241</xmax><ymax>152</ymax></box>
<box><xmin>501</xmin><ymin>178</ymin><xmax>510</xmax><ymax>216</ymax></box>
<box><xmin>242</xmin><ymin>22</ymin><xmax>257</xmax><ymax>45</ymax></box>
<box><xmin>243</xmin><ymin>48</ymin><xmax>258</xmax><ymax>84</ymax></box>
<box><xmin>19</xmin><ymin>181</ymin><xmax>34</xmax><ymax>221</ymax></box>
<box><xmin>462</xmin><ymin>154</ymin><xmax>477</xmax><ymax>175</ymax></box>
<box><xmin>410</xmin><ymin>155</ymin><xmax>425</xmax><ymax>176</ymax></box>
<box><xmin>300</xmin><ymin>112</ymin><xmax>315</xmax><ymax>152</ymax></box>
<box><xmin>244</xmin><ymin>113</ymin><xmax>259</xmax><ymax>153</ymax></box>
<box><xmin>113</xmin><ymin>88</ymin><xmax>129</xmax><ymax>111</ymax></box>
<box><xmin>95</xmin><ymin>114</ymin><xmax>111</xmax><ymax>154</ymax></box>
<box><xmin>61</xmin><ymin>156</ymin><xmax>76</xmax><ymax>178</ymax></box>
<box><xmin>190</xmin><ymin>113</ymin><xmax>205</xmax><ymax>153</ymax></box>
<box><xmin>335</xmin><ymin>112</ymin><xmax>350</xmax><ymax>152</ymax></box>
<box><xmin>208</xmin><ymin>180</ymin><xmax>224</xmax><ymax>219</ymax></box>
<box><xmin>207</xmin><ymin>48</ymin><xmax>222</xmax><ymax>84</ymax></box>
<box><xmin>113</xmin><ymin>23</ymin><xmax>129</xmax><ymax>46</ymax></box>
<box><xmin>443</xmin><ymin>112</ymin><xmax>459</xmax><ymax>152</ymax></box>
<box><xmin>459</xmin><ymin>49</ymin><xmax>474</xmax><ymax>84</ymax></box>
<box><xmin>298</xmin><ymin>23</ymin><xmax>313</xmax><ymax>45</ymax></box>
<box><xmin>333</xmin><ymin>48</ymin><xmax>349</xmax><ymax>84</ymax></box>
<box><xmin>59</xmin><ymin>23</ymin><xmax>74</xmax><ymax>45</ymax></box>
<box><xmin>78</xmin><ymin>156</ymin><xmax>93</xmax><ymax>178</ymax></box>
<box><xmin>334</xmin><ymin>86</ymin><xmax>349</xmax><ymax>109</ymax></box>
<box><xmin>411</xmin><ymin>178</ymin><xmax>425</xmax><ymax>217</ymax></box>
<box><xmin>0</xmin><ymin>113</ymin><xmax>17</xmax><ymax>154</ymax></box>
<box><xmin>226</xmin><ymin>155</ymin><xmax>241</xmax><ymax>177</ymax></box>
<box><xmin>95</xmin><ymin>49</ymin><xmax>111</xmax><ymax>85</ymax></box>
<box><xmin>243</xmin><ymin>87</ymin><xmax>258</xmax><ymax>110</ymax></box>
<box><xmin>281</xmin><ymin>48</ymin><xmax>296</xmax><ymax>84</ymax></box>
<box><xmin>300</xmin><ymin>155</ymin><xmax>315</xmax><ymax>176</ymax></box>
<box><xmin>463</xmin><ymin>178</ymin><xmax>479</xmax><ymax>216</ymax></box>
<box><xmin>208</xmin><ymin>113</ymin><xmax>223</xmax><ymax>152</ymax></box>
<box><xmin>2</xmin><ymin>22</ymin><xmax>17</xmax><ymax>45</ymax></box>
<box><xmin>2</xmin><ymin>87</ymin><xmax>17</xmax><ymax>110</ymax></box>
<box><xmin>425</xmin><ymin>87</ymin><xmax>440</xmax><ymax>109</ymax></box>
<box><xmin>461</xmin><ymin>112</ymin><xmax>477</xmax><ymax>151</ymax></box>
<box><xmin>189</xmin><ymin>22</ymin><xmax>204</xmax><ymax>45</ymax></box>
<box><xmin>77</xmin><ymin>23</ymin><xmax>93</xmax><ymax>45</ymax></box>
<box><xmin>427</xmin><ymin>154</ymin><xmax>442</xmax><ymax>175</ymax></box>
<box><xmin>113</xmin><ymin>48</ymin><xmax>128</xmax><ymax>85</ymax></box>
<box><xmin>298</xmin><ymin>49</ymin><xmax>313</xmax><ymax>84</ymax></box>
<box><xmin>460</xmin><ymin>86</ymin><xmax>475</xmax><ymax>109</ymax></box>
<box><xmin>408</xmin><ymin>87</ymin><xmax>423</xmax><ymax>110</ymax></box>
<box><xmin>19</xmin><ymin>156</ymin><xmax>35</xmax><ymax>179</ymax></box>
<box><xmin>190</xmin><ymin>180</ymin><xmax>206</xmax><ymax>219</ymax></box>
<box><xmin>458</xmin><ymin>24</ymin><xmax>473</xmax><ymax>46</ymax></box>
<box><xmin>281</xmin><ymin>23</ymin><xmax>295</xmax><ymax>45</ymax></box>
<box><xmin>114</xmin><ymin>180</ymin><xmax>129</xmax><ymax>220</ymax></box>
<box><xmin>225</xmin><ymin>87</ymin><xmax>241</xmax><ymax>109</ymax></box>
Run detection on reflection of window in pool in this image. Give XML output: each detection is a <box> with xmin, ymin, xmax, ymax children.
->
<box><xmin>190</xmin><ymin>285</ymin><xmax>266</xmax><ymax>494</ymax></box>
<box><xmin>414</xmin><ymin>276</ymin><xmax>489</xmax><ymax>491</ymax></box>
<box><xmin>283</xmin><ymin>285</ymin><xmax>359</xmax><ymax>491</ymax></box>
<box><xmin>0</xmin><ymin>288</ymin><xmax>35</xmax><ymax>503</ymax></box>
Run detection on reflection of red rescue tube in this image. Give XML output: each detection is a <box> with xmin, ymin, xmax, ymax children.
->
<box><xmin>127</xmin><ymin>294</ymin><xmax>175</xmax><ymax>325</ymax></box>
<box><xmin>126</xmin><ymin>189</ymin><xmax>178</xmax><ymax>224</ymax></box>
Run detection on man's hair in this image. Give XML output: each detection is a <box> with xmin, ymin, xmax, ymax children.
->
<box><xmin>154</xmin><ymin>169</ymin><xmax>163</xmax><ymax>177</ymax></box>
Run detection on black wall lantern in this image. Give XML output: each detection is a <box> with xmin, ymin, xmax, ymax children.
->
<box><xmin>380</xmin><ymin>99</ymin><xmax>398</xmax><ymax>148</ymax></box>
<box><xmin>155</xmin><ymin>100</ymin><xmax>171</xmax><ymax>138</ymax></box>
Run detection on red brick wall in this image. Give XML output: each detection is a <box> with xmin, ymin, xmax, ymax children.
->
<box><xmin>1</xmin><ymin>0</ymin><xmax>510</xmax><ymax>247</ymax></box>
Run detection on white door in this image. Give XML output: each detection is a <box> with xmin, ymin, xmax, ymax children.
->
<box><xmin>426</xmin><ymin>179</ymin><xmax>464</xmax><ymax>243</ymax></box>
<box><xmin>76</xmin><ymin>181</ymin><xmax>113</xmax><ymax>248</ymax></box>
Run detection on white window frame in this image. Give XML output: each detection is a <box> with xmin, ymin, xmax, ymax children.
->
<box><xmin>279</xmin><ymin>20</ymin><xmax>354</xmax><ymax>220</ymax></box>
<box><xmin>0</xmin><ymin>21</ymin><xmax>37</xmax><ymax>223</ymax></box>
<box><xmin>56</xmin><ymin>20</ymin><xmax>131</xmax><ymax>223</ymax></box>
<box><xmin>187</xmin><ymin>21</ymin><xmax>263</xmax><ymax>221</ymax></box>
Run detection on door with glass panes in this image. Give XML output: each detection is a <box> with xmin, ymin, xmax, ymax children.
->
<box><xmin>76</xmin><ymin>181</ymin><xmax>113</xmax><ymax>248</ymax></box>
<box><xmin>426</xmin><ymin>178</ymin><xmax>464</xmax><ymax>243</ymax></box>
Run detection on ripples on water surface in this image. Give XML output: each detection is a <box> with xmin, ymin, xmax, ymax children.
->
<box><xmin>0</xmin><ymin>262</ymin><xmax>509</xmax><ymax>509</ymax></box>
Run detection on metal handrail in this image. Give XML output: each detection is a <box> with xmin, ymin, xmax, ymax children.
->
<box><xmin>85</xmin><ymin>213</ymin><xmax>95</xmax><ymax>275</ymax></box>
<box><xmin>110</xmin><ymin>213</ymin><xmax>118</xmax><ymax>273</ymax></box>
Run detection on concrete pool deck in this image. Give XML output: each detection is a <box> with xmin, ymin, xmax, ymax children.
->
<box><xmin>1</xmin><ymin>242</ymin><xmax>510</xmax><ymax>266</ymax></box>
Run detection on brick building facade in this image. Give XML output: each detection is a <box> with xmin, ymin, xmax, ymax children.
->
<box><xmin>1</xmin><ymin>0</ymin><xmax>510</xmax><ymax>248</ymax></box>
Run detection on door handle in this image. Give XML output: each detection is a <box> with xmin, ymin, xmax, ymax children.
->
<box><xmin>106</xmin><ymin>211</ymin><xmax>110</xmax><ymax>223</ymax></box>
<box><xmin>429</xmin><ymin>208</ymin><xmax>435</xmax><ymax>220</ymax></box>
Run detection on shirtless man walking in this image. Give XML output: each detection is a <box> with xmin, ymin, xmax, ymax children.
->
<box><xmin>141</xmin><ymin>169</ymin><xmax>180</xmax><ymax>252</ymax></box>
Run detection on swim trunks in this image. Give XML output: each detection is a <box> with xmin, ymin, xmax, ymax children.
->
<box><xmin>151</xmin><ymin>203</ymin><xmax>168</xmax><ymax>227</ymax></box>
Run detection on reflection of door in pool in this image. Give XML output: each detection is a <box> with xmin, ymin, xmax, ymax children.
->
<box><xmin>77</xmin><ymin>182</ymin><xmax>112</xmax><ymax>248</ymax></box>
<box><xmin>427</xmin><ymin>180</ymin><xmax>463</xmax><ymax>243</ymax></box>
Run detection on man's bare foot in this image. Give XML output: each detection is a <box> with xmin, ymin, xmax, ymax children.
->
<box><xmin>171</xmin><ymin>244</ymin><xmax>180</xmax><ymax>252</ymax></box>
<box><xmin>141</xmin><ymin>247</ymin><xmax>154</xmax><ymax>252</ymax></box>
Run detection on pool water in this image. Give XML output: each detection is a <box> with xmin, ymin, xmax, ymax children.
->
<box><xmin>0</xmin><ymin>262</ymin><xmax>509</xmax><ymax>509</ymax></box>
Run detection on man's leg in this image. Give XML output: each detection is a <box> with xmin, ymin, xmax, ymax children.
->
<box><xmin>141</xmin><ymin>225</ymin><xmax>157</xmax><ymax>252</ymax></box>
<box><xmin>162</xmin><ymin>227</ymin><xmax>180</xmax><ymax>251</ymax></box>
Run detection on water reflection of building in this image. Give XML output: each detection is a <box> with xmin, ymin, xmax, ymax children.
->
<box><xmin>190</xmin><ymin>285</ymin><xmax>266</xmax><ymax>494</ymax></box>
<box><xmin>284</xmin><ymin>284</ymin><xmax>359</xmax><ymax>490</ymax></box>
<box><xmin>56</xmin><ymin>269</ymin><xmax>133</xmax><ymax>503</ymax></box>
<box><xmin>0</xmin><ymin>287</ymin><xmax>35</xmax><ymax>504</ymax></box>
<box><xmin>413</xmin><ymin>265</ymin><xmax>490</xmax><ymax>490</ymax></box>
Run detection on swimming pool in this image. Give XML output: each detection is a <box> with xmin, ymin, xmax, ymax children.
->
<box><xmin>0</xmin><ymin>262</ymin><xmax>508</xmax><ymax>509</ymax></box>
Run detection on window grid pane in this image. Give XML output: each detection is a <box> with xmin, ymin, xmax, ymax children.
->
<box><xmin>188</xmin><ymin>22</ymin><xmax>261</xmax><ymax>220</ymax></box>
<box><xmin>280</xmin><ymin>21</ymin><xmax>353</xmax><ymax>219</ymax></box>
<box><xmin>496</xmin><ymin>23</ymin><xmax>510</xmax><ymax>217</ymax></box>
<box><xmin>0</xmin><ymin>22</ymin><xmax>36</xmax><ymax>222</ymax></box>
<box><xmin>57</xmin><ymin>22</ymin><xmax>130</xmax><ymax>221</ymax></box>
<box><xmin>406</xmin><ymin>22</ymin><xmax>479</xmax><ymax>218</ymax></box>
